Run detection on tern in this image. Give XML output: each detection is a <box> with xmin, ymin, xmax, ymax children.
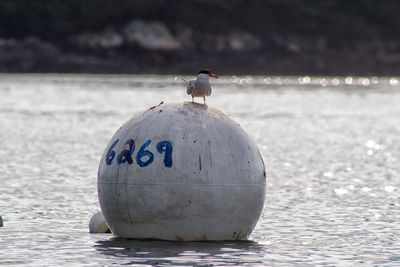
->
<box><xmin>184</xmin><ymin>69</ymin><xmax>219</xmax><ymax>104</ymax></box>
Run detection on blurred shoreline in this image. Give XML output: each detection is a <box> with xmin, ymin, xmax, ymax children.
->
<box><xmin>2</xmin><ymin>34</ymin><xmax>400</xmax><ymax>76</ymax></box>
<box><xmin>2</xmin><ymin>1</ymin><xmax>400</xmax><ymax>75</ymax></box>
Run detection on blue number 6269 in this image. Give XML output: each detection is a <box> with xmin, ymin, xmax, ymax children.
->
<box><xmin>106</xmin><ymin>139</ymin><xmax>173</xmax><ymax>168</ymax></box>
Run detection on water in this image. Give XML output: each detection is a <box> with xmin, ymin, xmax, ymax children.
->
<box><xmin>0</xmin><ymin>74</ymin><xmax>399</xmax><ymax>266</ymax></box>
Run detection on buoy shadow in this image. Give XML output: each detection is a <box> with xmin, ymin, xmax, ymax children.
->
<box><xmin>94</xmin><ymin>237</ymin><xmax>263</xmax><ymax>265</ymax></box>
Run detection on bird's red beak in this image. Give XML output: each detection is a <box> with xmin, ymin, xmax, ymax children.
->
<box><xmin>210</xmin><ymin>73</ymin><xmax>219</xmax><ymax>78</ymax></box>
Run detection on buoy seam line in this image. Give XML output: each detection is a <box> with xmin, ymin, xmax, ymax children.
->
<box><xmin>98</xmin><ymin>182</ymin><xmax>265</xmax><ymax>186</ymax></box>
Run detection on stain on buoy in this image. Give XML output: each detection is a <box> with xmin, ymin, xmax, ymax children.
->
<box><xmin>0</xmin><ymin>215</ymin><xmax>3</xmax><ymax>227</ymax></box>
<box><xmin>89</xmin><ymin>211</ymin><xmax>110</xmax><ymax>233</ymax></box>
<box><xmin>98</xmin><ymin>102</ymin><xmax>266</xmax><ymax>241</ymax></box>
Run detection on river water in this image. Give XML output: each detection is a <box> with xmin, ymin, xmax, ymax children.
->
<box><xmin>0</xmin><ymin>74</ymin><xmax>399</xmax><ymax>266</ymax></box>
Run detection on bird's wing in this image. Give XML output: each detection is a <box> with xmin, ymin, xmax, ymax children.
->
<box><xmin>186</xmin><ymin>80</ymin><xmax>195</xmax><ymax>95</ymax></box>
<box><xmin>207</xmin><ymin>86</ymin><xmax>212</xmax><ymax>96</ymax></box>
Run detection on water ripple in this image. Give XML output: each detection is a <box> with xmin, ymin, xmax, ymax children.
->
<box><xmin>1</xmin><ymin>74</ymin><xmax>400</xmax><ymax>266</ymax></box>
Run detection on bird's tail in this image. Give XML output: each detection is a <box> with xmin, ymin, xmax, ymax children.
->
<box><xmin>177</xmin><ymin>77</ymin><xmax>188</xmax><ymax>84</ymax></box>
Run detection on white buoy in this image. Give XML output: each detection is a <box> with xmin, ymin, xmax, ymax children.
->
<box><xmin>89</xmin><ymin>211</ymin><xmax>110</xmax><ymax>233</ymax></box>
<box><xmin>98</xmin><ymin>102</ymin><xmax>266</xmax><ymax>241</ymax></box>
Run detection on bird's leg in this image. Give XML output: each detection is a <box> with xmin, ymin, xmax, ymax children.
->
<box><xmin>192</xmin><ymin>96</ymin><xmax>194</xmax><ymax>103</ymax></box>
<box><xmin>203</xmin><ymin>96</ymin><xmax>206</xmax><ymax>104</ymax></box>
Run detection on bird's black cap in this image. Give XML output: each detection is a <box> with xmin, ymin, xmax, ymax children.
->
<box><xmin>197</xmin><ymin>69</ymin><xmax>212</xmax><ymax>75</ymax></box>
<box><xmin>197</xmin><ymin>69</ymin><xmax>219</xmax><ymax>78</ymax></box>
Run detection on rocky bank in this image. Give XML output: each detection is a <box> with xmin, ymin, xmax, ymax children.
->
<box><xmin>1</xmin><ymin>19</ymin><xmax>400</xmax><ymax>75</ymax></box>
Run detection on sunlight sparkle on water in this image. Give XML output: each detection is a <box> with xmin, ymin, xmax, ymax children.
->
<box><xmin>334</xmin><ymin>188</ymin><xmax>348</xmax><ymax>195</ymax></box>
<box><xmin>384</xmin><ymin>185</ymin><xmax>396</xmax><ymax>193</ymax></box>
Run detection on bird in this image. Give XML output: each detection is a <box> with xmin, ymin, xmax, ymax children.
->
<box><xmin>184</xmin><ymin>69</ymin><xmax>219</xmax><ymax>104</ymax></box>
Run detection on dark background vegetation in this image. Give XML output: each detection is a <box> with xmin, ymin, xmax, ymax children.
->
<box><xmin>1</xmin><ymin>0</ymin><xmax>400</xmax><ymax>75</ymax></box>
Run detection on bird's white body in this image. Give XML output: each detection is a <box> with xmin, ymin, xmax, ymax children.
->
<box><xmin>186</xmin><ymin>73</ymin><xmax>212</xmax><ymax>99</ymax></box>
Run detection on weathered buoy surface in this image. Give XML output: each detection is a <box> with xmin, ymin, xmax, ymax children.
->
<box><xmin>98</xmin><ymin>102</ymin><xmax>266</xmax><ymax>241</ymax></box>
<box><xmin>89</xmin><ymin>211</ymin><xmax>110</xmax><ymax>233</ymax></box>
